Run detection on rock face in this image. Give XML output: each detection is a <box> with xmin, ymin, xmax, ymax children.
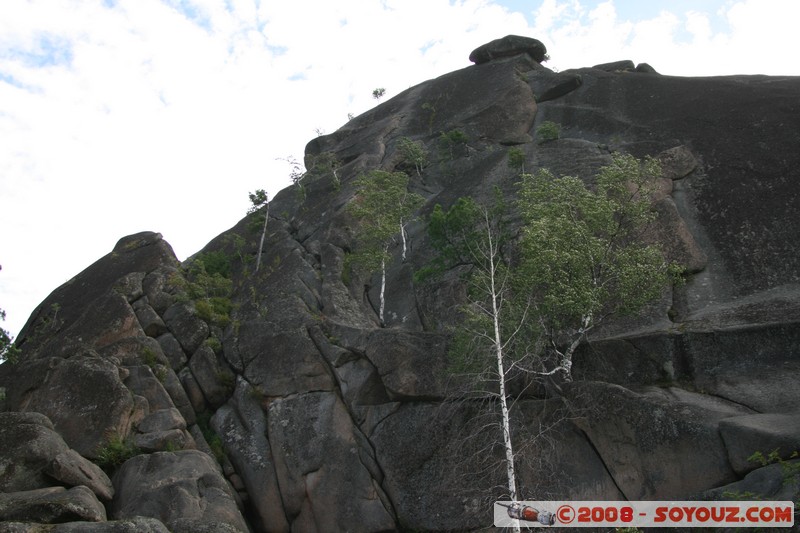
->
<box><xmin>2</xmin><ymin>37</ymin><xmax>800</xmax><ymax>531</ymax></box>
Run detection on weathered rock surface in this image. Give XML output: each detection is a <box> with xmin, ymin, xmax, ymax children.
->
<box><xmin>0</xmin><ymin>357</ymin><xmax>134</xmax><ymax>459</ymax></box>
<box><xmin>569</xmin><ymin>382</ymin><xmax>749</xmax><ymax>500</ymax></box>
<box><xmin>2</xmin><ymin>36</ymin><xmax>800</xmax><ymax>532</ymax></box>
<box><xmin>0</xmin><ymin>486</ymin><xmax>106</xmax><ymax>524</ymax></box>
<box><xmin>0</xmin><ymin>412</ymin><xmax>68</xmax><ymax>493</ymax></box>
<box><xmin>702</xmin><ymin>459</ymin><xmax>800</xmax><ymax>503</ymax></box>
<box><xmin>719</xmin><ymin>413</ymin><xmax>800</xmax><ymax>475</ymax></box>
<box><xmin>0</xmin><ymin>516</ymin><xmax>171</xmax><ymax>532</ymax></box>
<box><xmin>111</xmin><ymin>451</ymin><xmax>248</xmax><ymax>533</ymax></box>
<box><xmin>45</xmin><ymin>449</ymin><xmax>114</xmax><ymax>501</ymax></box>
<box><xmin>469</xmin><ymin>34</ymin><xmax>547</xmax><ymax>64</ymax></box>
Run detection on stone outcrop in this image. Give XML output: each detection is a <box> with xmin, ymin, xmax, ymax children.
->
<box><xmin>2</xmin><ymin>36</ymin><xmax>800</xmax><ymax>531</ymax></box>
<box><xmin>111</xmin><ymin>451</ymin><xmax>248</xmax><ymax>533</ymax></box>
<box><xmin>469</xmin><ymin>34</ymin><xmax>547</xmax><ymax>64</ymax></box>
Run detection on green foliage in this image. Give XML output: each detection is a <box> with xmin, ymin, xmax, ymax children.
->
<box><xmin>179</xmin><ymin>253</ymin><xmax>235</xmax><ymax>328</ymax></box>
<box><xmin>95</xmin><ymin>433</ymin><xmax>140</xmax><ymax>470</ymax></box>
<box><xmin>196</xmin><ymin>251</ymin><xmax>231</xmax><ymax>279</ymax></box>
<box><xmin>397</xmin><ymin>137</ymin><xmax>428</xmax><ymax>176</ymax></box>
<box><xmin>536</xmin><ymin>120</ymin><xmax>561</xmax><ymax>142</ymax></box>
<box><xmin>438</xmin><ymin>129</ymin><xmax>469</xmax><ymax>161</ymax></box>
<box><xmin>517</xmin><ymin>154</ymin><xmax>679</xmax><ymax>332</ymax></box>
<box><xmin>419</xmin><ymin>192</ymin><xmax>537</xmax><ymax>374</ymax></box>
<box><xmin>346</xmin><ymin>170</ymin><xmax>425</xmax><ymax>276</ymax></box>
<box><xmin>196</xmin><ymin>410</ymin><xmax>226</xmax><ymax>464</ymax></box>
<box><xmin>226</xmin><ymin>234</ymin><xmax>249</xmax><ymax>266</ymax></box>
<box><xmin>748</xmin><ymin>449</ymin><xmax>800</xmax><ymax>483</ymax></box>
<box><xmin>309</xmin><ymin>151</ymin><xmax>341</xmax><ymax>190</ymax></box>
<box><xmin>421</xmin><ymin>101</ymin><xmax>437</xmax><ymax>133</ymax></box>
<box><xmin>281</xmin><ymin>156</ymin><xmax>304</xmax><ymax>186</ymax></box>
<box><xmin>0</xmin><ymin>264</ymin><xmax>19</xmax><ymax>364</ymax></box>
<box><xmin>507</xmin><ymin>147</ymin><xmax>526</xmax><ymax>173</ymax></box>
<box><xmin>204</xmin><ymin>336</ymin><xmax>223</xmax><ymax>354</ymax></box>
<box><xmin>416</xmin><ymin>194</ymin><xmax>505</xmax><ymax>282</ymax></box>
<box><xmin>0</xmin><ymin>314</ymin><xmax>19</xmax><ymax>365</ymax></box>
<box><xmin>142</xmin><ymin>347</ymin><xmax>158</xmax><ymax>368</ymax></box>
<box><xmin>372</xmin><ymin>87</ymin><xmax>386</xmax><ymax>99</ymax></box>
<box><xmin>248</xmin><ymin>189</ymin><xmax>269</xmax><ymax>213</ymax></box>
<box><xmin>248</xmin><ymin>189</ymin><xmax>269</xmax><ymax>236</ymax></box>
<box><xmin>422</xmin><ymin>154</ymin><xmax>681</xmax><ymax>381</ymax></box>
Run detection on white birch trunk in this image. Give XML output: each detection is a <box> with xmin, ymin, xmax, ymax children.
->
<box><xmin>486</xmin><ymin>214</ymin><xmax>521</xmax><ymax>533</ymax></box>
<box><xmin>255</xmin><ymin>201</ymin><xmax>270</xmax><ymax>273</ymax></box>
<box><xmin>400</xmin><ymin>222</ymin><xmax>407</xmax><ymax>262</ymax></box>
<box><xmin>379</xmin><ymin>257</ymin><xmax>386</xmax><ymax>327</ymax></box>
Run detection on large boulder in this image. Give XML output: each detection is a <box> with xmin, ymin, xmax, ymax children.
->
<box><xmin>187</xmin><ymin>345</ymin><xmax>235</xmax><ymax>410</ymax></box>
<box><xmin>239</xmin><ymin>327</ymin><xmax>333</xmax><ymax>397</ymax></box>
<box><xmin>0</xmin><ymin>412</ymin><xmax>68</xmax><ymax>493</ymax></box>
<box><xmin>701</xmin><ymin>460</ymin><xmax>800</xmax><ymax>502</ymax></box>
<box><xmin>0</xmin><ymin>356</ymin><xmax>135</xmax><ymax>458</ymax></box>
<box><xmin>719</xmin><ymin>413</ymin><xmax>800</xmax><ymax>475</ymax></box>
<box><xmin>266</xmin><ymin>391</ymin><xmax>395</xmax><ymax>532</ymax></box>
<box><xmin>16</xmin><ymin>231</ymin><xmax>178</xmax><ymax>356</ymax></box>
<box><xmin>1</xmin><ymin>517</ymin><xmax>171</xmax><ymax>532</ymax></box>
<box><xmin>213</xmin><ymin>380</ymin><xmax>289</xmax><ymax>533</ymax></box>
<box><xmin>111</xmin><ymin>450</ymin><xmax>248</xmax><ymax>533</ymax></box>
<box><xmin>162</xmin><ymin>303</ymin><xmax>209</xmax><ymax>356</ymax></box>
<box><xmin>0</xmin><ymin>486</ymin><xmax>106</xmax><ymax>524</ymax></box>
<box><xmin>363</xmin><ymin>329</ymin><xmax>450</xmax><ymax>399</ymax></box>
<box><xmin>567</xmin><ymin>382</ymin><xmax>750</xmax><ymax>499</ymax></box>
<box><xmin>469</xmin><ymin>35</ymin><xmax>548</xmax><ymax>64</ymax></box>
<box><xmin>46</xmin><ymin>449</ymin><xmax>115</xmax><ymax>501</ymax></box>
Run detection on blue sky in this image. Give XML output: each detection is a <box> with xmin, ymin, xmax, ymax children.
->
<box><xmin>0</xmin><ymin>0</ymin><xmax>797</xmax><ymax>340</ymax></box>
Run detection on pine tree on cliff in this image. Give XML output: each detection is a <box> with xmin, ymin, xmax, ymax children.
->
<box><xmin>346</xmin><ymin>170</ymin><xmax>424</xmax><ymax>326</ymax></box>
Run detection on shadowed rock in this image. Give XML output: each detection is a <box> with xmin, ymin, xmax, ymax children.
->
<box><xmin>111</xmin><ymin>450</ymin><xmax>248</xmax><ymax>533</ymax></box>
<box><xmin>0</xmin><ymin>486</ymin><xmax>106</xmax><ymax>524</ymax></box>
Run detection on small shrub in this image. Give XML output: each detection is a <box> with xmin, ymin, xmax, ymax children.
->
<box><xmin>195</xmin><ymin>251</ymin><xmax>231</xmax><ymax>279</ymax></box>
<box><xmin>309</xmin><ymin>151</ymin><xmax>341</xmax><ymax>190</ymax></box>
<box><xmin>397</xmin><ymin>137</ymin><xmax>428</xmax><ymax>176</ymax></box>
<box><xmin>196</xmin><ymin>411</ymin><xmax>226</xmax><ymax>464</ymax></box>
<box><xmin>142</xmin><ymin>347</ymin><xmax>158</xmax><ymax>368</ymax></box>
<box><xmin>96</xmin><ymin>433</ymin><xmax>140</xmax><ymax>470</ymax></box>
<box><xmin>438</xmin><ymin>129</ymin><xmax>469</xmax><ymax>161</ymax></box>
<box><xmin>507</xmin><ymin>147</ymin><xmax>526</xmax><ymax>173</ymax></box>
<box><xmin>536</xmin><ymin>120</ymin><xmax>561</xmax><ymax>142</ymax></box>
<box><xmin>216</xmin><ymin>369</ymin><xmax>235</xmax><ymax>391</ymax></box>
<box><xmin>748</xmin><ymin>449</ymin><xmax>800</xmax><ymax>482</ymax></box>
<box><xmin>204</xmin><ymin>336</ymin><xmax>223</xmax><ymax>354</ymax></box>
<box><xmin>442</xmin><ymin>129</ymin><xmax>468</xmax><ymax>145</ymax></box>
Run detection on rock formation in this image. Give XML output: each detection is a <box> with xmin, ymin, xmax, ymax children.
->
<box><xmin>1</xmin><ymin>36</ymin><xmax>799</xmax><ymax>531</ymax></box>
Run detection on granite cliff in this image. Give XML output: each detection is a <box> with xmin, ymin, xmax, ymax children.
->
<box><xmin>1</xmin><ymin>36</ymin><xmax>799</xmax><ymax>532</ymax></box>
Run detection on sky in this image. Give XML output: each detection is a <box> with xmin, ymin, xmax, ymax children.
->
<box><xmin>1</xmin><ymin>0</ymin><xmax>798</xmax><ymax>339</ymax></box>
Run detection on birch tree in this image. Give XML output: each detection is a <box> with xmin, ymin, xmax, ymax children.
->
<box><xmin>424</xmin><ymin>194</ymin><xmax>537</xmax><ymax>532</ymax></box>
<box><xmin>421</xmin><ymin>155</ymin><xmax>681</xmax><ymax>523</ymax></box>
<box><xmin>247</xmin><ymin>189</ymin><xmax>269</xmax><ymax>273</ymax></box>
<box><xmin>346</xmin><ymin>170</ymin><xmax>424</xmax><ymax>326</ymax></box>
<box><xmin>517</xmin><ymin>153</ymin><xmax>683</xmax><ymax>381</ymax></box>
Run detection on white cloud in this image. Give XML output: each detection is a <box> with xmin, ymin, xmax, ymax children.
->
<box><xmin>0</xmin><ymin>0</ymin><xmax>798</xmax><ymax>338</ymax></box>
